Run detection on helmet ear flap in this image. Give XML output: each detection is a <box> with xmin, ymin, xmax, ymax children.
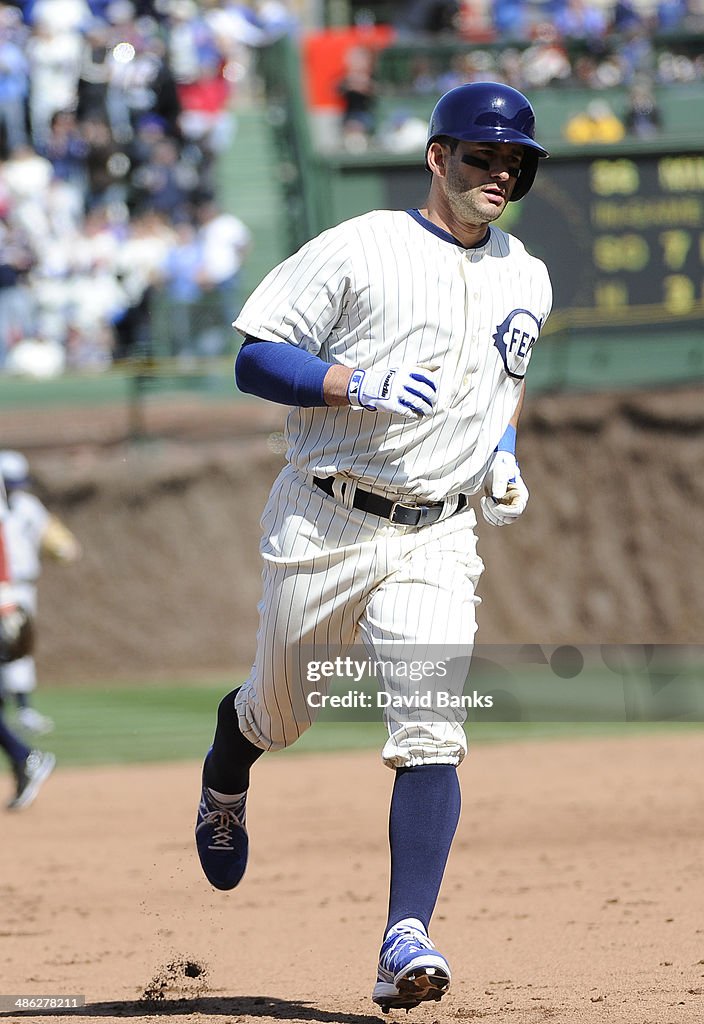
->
<box><xmin>510</xmin><ymin>149</ymin><xmax>539</xmax><ymax>201</ymax></box>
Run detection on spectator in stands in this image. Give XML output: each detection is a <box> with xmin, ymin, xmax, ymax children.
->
<box><xmin>80</xmin><ymin>114</ymin><xmax>130</xmax><ymax>209</ymax></box>
<box><xmin>408</xmin><ymin>55</ymin><xmax>438</xmax><ymax>95</ymax></box>
<box><xmin>394</xmin><ymin>0</ymin><xmax>460</xmax><ymax>34</ymax></box>
<box><xmin>26</xmin><ymin>6</ymin><xmax>84</xmax><ymax>148</ymax></box>
<box><xmin>21</xmin><ymin>165</ymin><xmax>84</xmax><ymax>351</ymax></box>
<box><xmin>112</xmin><ymin>207</ymin><xmax>172</xmax><ymax>359</ymax></box>
<box><xmin>128</xmin><ymin>111</ymin><xmax>167</xmax><ymax>168</ymax></box>
<box><xmin>554</xmin><ymin>0</ymin><xmax>608</xmax><ymax>40</ymax></box>
<box><xmin>128</xmin><ymin>135</ymin><xmax>196</xmax><ymax>219</ymax></box>
<box><xmin>657</xmin><ymin>0</ymin><xmax>689</xmax><ymax>31</ymax></box>
<box><xmin>571</xmin><ymin>53</ymin><xmax>601</xmax><ymax>88</ymax></box>
<box><xmin>492</xmin><ymin>0</ymin><xmax>527</xmax><ymax>39</ymax></box>
<box><xmin>200</xmin><ymin>0</ymin><xmax>290</xmax><ymax>121</ymax></box>
<box><xmin>201</xmin><ymin>0</ymin><xmax>273</xmax><ymax>50</ymax></box>
<box><xmin>64</xmin><ymin>204</ymin><xmax>123</xmax><ymax>368</ymax></box>
<box><xmin>378</xmin><ymin>109</ymin><xmax>428</xmax><ymax>153</ymax></box>
<box><xmin>521</xmin><ymin>23</ymin><xmax>572</xmax><ymax>89</ymax></box>
<box><xmin>1</xmin><ymin>144</ymin><xmax>53</xmax><ymax>239</ymax></box>
<box><xmin>656</xmin><ymin>45</ymin><xmax>703</xmax><ymax>83</ymax></box>
<box><xmin>166</xmin><ymin>0</ymin><xmax>233</xmax><ymax>186</ymax></box>
<box><xmin>37</xmin><ymin>109</ymin><xmax>89</xmax><ymax>198</ymax></box>
<box><xmin>496</xmin><ymin>46</ymin><xmax>526</xmax><ymax>90</ymax></box>
<box><xmin>624</xmin><ymin>79</ymin><xmax>663</xmax><ymax>137</ymax></box>
<box><xmin>159</xmin><ymin>217</ymin><xmax>203</xmax><ymax>359</ymax></box>
<box><xmin>105</xmin><ymin>19</ymin><xmax>181</xmax><ymax>145</ymax></box>
<box><xmin>337</xmin><ymin>45</ymin><xmax>378</xmax><ymax>153</ymax></box>
<box><xmin>0</xmin><ymin>8</ymin><xmax>30</xmax><ymax>158</ymax></box>
<box><xmin>192</xmin><ymin>194</ymin><xmax>251</xmax><ymax>356</ymax></box>
<box><xmin>612</xmin><ymin>0</ymin><xmax>646</xmax><ymax>34</ymax></box>
<box><xmin>436</xmin><ymin>51</ymin><xmax>492</xmax><ymax>92</ymax></box>
<box><xmin>255</xmin><ymin>1</ymin><xmax>299</xmax><ymax>40</ymax></box>
<box><xmin>76</xmin><ymin>16</ymin><xmax>112</xmax><ymax>123</ymax></box>
<box><xmin>616</xmin><ymin>21</ymin><xmax>656</xmax><ymax>80</ymax></box>
<box><xmin>0</xmin><ymin>214</ymin><xmax>36</xmax><ymax>366</ymax></box>
<box><xmin>590</xmin><ymin>52</ymin><xmax>626</xmax><ymax>88</ymax></box>
<box><xmin>160</xmin><ymin>216</ymin><xmax>210</xmax><ymax>360</ymax></box>
<box><xmin>27</xmin><ymin>0</ymin><xmax>92</xmax><ymax>32</ymax></box>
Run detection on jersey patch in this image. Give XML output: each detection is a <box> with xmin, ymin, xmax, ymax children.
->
<box><xmin>492</xmin><ymin>309</ymin><xmax>541</xmax><ymax>379</ymax></box>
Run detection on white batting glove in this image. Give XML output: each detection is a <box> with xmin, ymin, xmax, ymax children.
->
<box><xmin>480</xmin><ymin>451</ymin><xmax>529</xmax><ymax>527</ymax></box>
<box><xmin>347</xmin><ymin>366</ymin><xmax>438</xmax><ymax>418</ymax></box>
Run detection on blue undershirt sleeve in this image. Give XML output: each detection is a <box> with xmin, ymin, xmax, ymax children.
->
<box><xmin>496</xmin><ymin>424</ymin><xmax>517</xmax><ymax>454</ymax></box>
<box><xmin>235</xmin><ymin>337</ymin><xmax>334</xmax><ymax>407</ymax></box>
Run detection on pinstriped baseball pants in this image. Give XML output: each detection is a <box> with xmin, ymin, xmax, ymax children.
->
<box><xmin>235</xmin><ymin>465</ymin><xmax>484</xmax><ymax>768</ymax></box>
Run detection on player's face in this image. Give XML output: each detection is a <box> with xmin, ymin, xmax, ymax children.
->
<box><xmin>443</xmin><ymin>141</ymin><xmax>524</xmax><ymax>225</ymax></box>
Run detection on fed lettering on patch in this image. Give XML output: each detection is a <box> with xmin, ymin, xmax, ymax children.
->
<box><xmin>492</xmin><ymin>309</ymin><xmax>541</xmax><ymax>379</ymax></box>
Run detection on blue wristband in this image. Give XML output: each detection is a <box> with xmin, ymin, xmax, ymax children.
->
<box><xmin>496</xmin><ymin>424</ymin><xmax>516</xmax><ymax>454</ymax></box>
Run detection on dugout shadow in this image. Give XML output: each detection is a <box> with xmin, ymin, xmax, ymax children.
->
<box><xmin>0</xmin><ymin>995</ymin><xmax>386</xmax><ymax>1023</ymax></box>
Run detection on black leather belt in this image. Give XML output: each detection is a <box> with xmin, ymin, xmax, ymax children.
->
<box><xmin>313</xmin><ymin>476</ymin><xmax>467</xmax><ymax>528</ymax></box>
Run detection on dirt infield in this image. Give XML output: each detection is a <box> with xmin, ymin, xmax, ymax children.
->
<box><xmin>2</xmin><ymin>731</ymin><xmax>703</xmax><ymax>1024</ymax></box>
<box><xmin>2</xmin><ymin>384</ymin><xmax>703</xmax><ymax>1022</ymax></box>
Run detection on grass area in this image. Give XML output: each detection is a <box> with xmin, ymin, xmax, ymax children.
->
<box><xmin>1</xmin><ymin>679</ymin><xmax>702</xmax><ymax>770</ymax></box>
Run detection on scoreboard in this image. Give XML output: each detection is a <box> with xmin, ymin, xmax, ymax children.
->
<box><xmin>381</xmin><ymin>150</ymin><xmax>704</xmax><ymax>330</ymax></box>
<box><xmin>511</xmin><ymin>152</ymin><xmax>704</xmax><ymax>328</ymax></box>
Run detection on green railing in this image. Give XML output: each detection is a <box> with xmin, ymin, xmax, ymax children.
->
<box><xmin>255</xmin><ymin>40</ymin><xmax>326</xmax><ymax>256</ymax></box>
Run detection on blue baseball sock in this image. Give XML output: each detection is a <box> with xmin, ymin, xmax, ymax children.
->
<box><xmin>386</xmin><ymin>764</ymin><xmax>461</xmax><ymax>935</ymax></box>
<box><xmin>0</xmin><ymin>714</ymin><xmax>31</xmax><ymax>766</ymax></box>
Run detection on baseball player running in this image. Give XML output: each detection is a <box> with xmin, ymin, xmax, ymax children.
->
<box><xmin>195</xmin><ymin>83</ymin><xmax>552</xmax><ymax>1012</ymax></box>
<box><xmin>0</xmin><ymin>451</ymin><xmax>82</xmax><ymax>735</ymax></box>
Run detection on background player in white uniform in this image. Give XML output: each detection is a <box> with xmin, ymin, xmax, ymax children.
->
<box><xmin>0</xmin><ymin>475</ymin><xmax>55</xmax><ymax>811</ymax></box>
<box><xmin>0</xmin><ymin>451</ymin><xmax>82</xmax><ymax>735</ymax></box>
<box><xmin>195</xmin><ymin>83</ymin><xmax>552</xmax><ymax>1012</ymax></box>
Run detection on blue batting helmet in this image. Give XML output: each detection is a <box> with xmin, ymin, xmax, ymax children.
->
<box><xmin>425</xmin><ymin>82</ymin><xmax>549</xmax><ymax>200</ymax></box>
<box><xmin>0</xmin><ymin>451</ymin><xmax>30</xmax><ymax>490</ymax></box>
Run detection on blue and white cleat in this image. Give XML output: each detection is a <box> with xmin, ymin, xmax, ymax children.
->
<box><xmin>372</xmin><ymin>918</ymin><xmax>451</xmax><ymax>1013</ymax></box>
<box><xmin>194</xmin><ymin>757</ymin><xmax>249</xmax><ymax>891</ymax></box>
<box><xmin>6</xmin><ymin>750</ymin><xmax>56</xmax><ymax>811</ymax></box>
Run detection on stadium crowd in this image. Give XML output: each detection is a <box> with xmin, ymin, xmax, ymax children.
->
<box><xmin>1</xmin><ymin>0</ymin><xmax>702</xmax><ymax>372</ymax></box>
<box><xmin>0</xmin><ymin>0</ymin><xmax>295</xmax><ymax>373</ymax></box>
<box><xmin>395</xmin><ymin>1</ymin><xmax>704</xmax><ymax>93</ymax></box>
<box><xmin>338</xmin><ymin>1</ymin><xmax>703</xmax><ymax>151</ymax></box>
<box><xmin>394</xmin><ymin>0</ymin><xmax>704</xmax><ymax>42</ymax></box>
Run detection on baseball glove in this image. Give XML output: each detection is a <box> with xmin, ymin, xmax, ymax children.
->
<box><xmin>0</xmin><ymin>604</ymin><xmax>35</xmax><ymax>663</ymax></box>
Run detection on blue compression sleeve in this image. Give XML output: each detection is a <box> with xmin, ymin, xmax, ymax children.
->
<box><xmin>496</xmin><ymin>424</ymin><xmax>516</xmax><ymax>453</ymax></box>
<box><xmin>235</xmin><ymin>338</ymin><xmax>334</xmax><ymax>407</ymax></box>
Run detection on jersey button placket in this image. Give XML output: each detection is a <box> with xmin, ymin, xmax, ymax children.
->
<box><xmin>458</xmin><ymin>257</ymin><xmax>481</xmax><ymax>393</ymax></box>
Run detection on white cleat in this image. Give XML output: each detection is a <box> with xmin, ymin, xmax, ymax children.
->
<box><xmin>7</xmin><ymin>750</ymin><xmax>56</xmax><ymax>811</ymax></box>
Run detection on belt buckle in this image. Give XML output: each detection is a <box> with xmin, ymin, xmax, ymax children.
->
<box><xmin>388</xmin><ymin>500</ymin><xmax>420</xmax><ymax>526</ymax></box>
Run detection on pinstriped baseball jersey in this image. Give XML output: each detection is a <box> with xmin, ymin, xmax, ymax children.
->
<box><xmin>234</xmin><ymin>208</ymin><xmax>552</xmax><ymax>502</ymax></box>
